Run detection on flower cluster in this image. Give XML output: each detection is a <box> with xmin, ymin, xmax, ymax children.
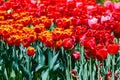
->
<box><xmin>0</xmin><ymin>0</ymin><xmax>119</xmax><ymax>59</ymax></box>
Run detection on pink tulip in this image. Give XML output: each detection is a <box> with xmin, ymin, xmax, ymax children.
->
<box><xmin>88</xmin><ymin>17</ymin><xmax>98</xmax><ymax>28</ymax></box>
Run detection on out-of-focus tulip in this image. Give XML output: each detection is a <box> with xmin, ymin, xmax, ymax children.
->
<box><xmin>26</xmin><ymin>46</ymin><xmax>36</xmax><ymax>56</ymax></box>
<box><xmin>72</xmin><ymin>51</ymin><xmax>80</xmax><ymax>60</ymax></box>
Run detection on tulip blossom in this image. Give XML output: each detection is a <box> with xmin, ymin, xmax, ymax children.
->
<box><xmin>107</xmin><ymin>44</ymin><xmax>119</xmax><ymax>55</ymax></box>
<box><xmin>96</xmin><ymin>49</ymin><xmax>108</xmax><ymax>61</ymax></box>
<box><xmin>30</xmin><ymin>0</ymin><xmax>37</xmax><ymax>4</ymax></box>
<box><xmin>70</xmin><ymin>69</ymin><xmax>79</xmax><ymax>78</ymax></box>
<box><xmin>0</xmin><ymin>0</ymin><xmax>119</xmax><ymax>62</ymax></box>
<box><xmin>62</xmin><ymin>38</ymin><xmax>74</xmax><ymax>50</ymax></box>
<box><xmin>101</xmin><ymin>15</ymin><xmax>111</xmax><ymax>24</ymax></box>
<box><xmin>82</xmin><ymin>37</ymin><xmax>96</xmax><ymax>50</ymax></box>
<box><xmin>88</xmin><ymin>17</ymin><xmax>98</xmax><ymax>29</ymax></box>
<box><xmin>26</xmin><ymin>46</ymin><xmax>36</xmax><ymax>56</ymax></box>
<box><xmin>72</xmin><ymin>51</ymin><xmax>80</xmax><ymax>60</ymax></box>
<box><xmin>52</xmin><ymin>28</ymin><xmax>63</xmax><ymax>41</ymax></box>
<box><xmin>104</xmin><ymin>1</ymin><xmax>114</xmax><ymax>9</ymax></box>
<box><xmin>114</xmin><ymin>2</ymin><xmax>120</xmax><ymax>10</ymax></box>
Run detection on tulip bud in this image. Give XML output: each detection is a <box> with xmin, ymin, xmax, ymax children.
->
<box><xmin>72</xmin><ymin>51</ymin><xmax>80</xmax><ymax>60</ymax></box>
<box><xmin>26</xmin><ymin>47</ymin><xmax>36</xmax><ymax>56</ymax></box>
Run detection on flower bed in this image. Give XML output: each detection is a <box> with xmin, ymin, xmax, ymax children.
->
<box><xmin>0</xmin><ymin>0</ymin><xmax>120</xmax><ymax>80</ymax></box>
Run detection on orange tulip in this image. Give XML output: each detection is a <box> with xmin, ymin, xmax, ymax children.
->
<box><xmin>26</xmin><ymin>47</ymin><xmax>36</xmax><ymax>56</ymax></box>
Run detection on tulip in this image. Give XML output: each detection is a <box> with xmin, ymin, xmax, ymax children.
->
<box><xmin>52</xmin><ymin>28</ymin><xmax>63</xmax><ymax>41</ymax></box>
<box><xmin>70</xmin><ymin>69</ymin><xmax>79</xmax><ymax>78</ymax></box>
<box><xmin>82</xmin><ymin>37</ymin><xmax>96</xmax><ymax>50</ymax></box>
<box><xmin>88</xmin><ymin>17</ymin><xmax>98</xmax><ymax>29</ymax></box>
<box><xmin>70</xmin><ymin>69</ymin><xmax>77</xmax><ymax>77</ymax></box>
<box><xmin>26</xmin><ymin>46</ymin><xmax>36</xmax><ymax>56</ymax></box>
<box><xmin>104</xmin><ymin>1</ymin><xmax>114</xmax><ymax>9</ymax></box>
<box><xmin>107</xmin><ymin>44</ymin><xmax>119</xmax><ymax>55</ymax></box>
<box><xmin>55</xmin><ymin>40</ymin><xmax>62</xmax><ymax>50</ymax></box>
<box><xmin>96</xmin><ymin>49</ymin><xmax>108</xmax><ymax>61</ymax></box>
<box><xmin>114</xmin><ymin>2</ymin><xmax>120</xmax><ymax>10</ymax></box>
<box><xmin>72</xmin><ymin>51</ymin><xmax>80</xmax><ymax>60</ymax></box>
<box><xmin>101</xmin><ymin>16</ymin><xmax>111</xmax><ymax>24</ymax></box>
<box><xmin>62</xmin><ymin>38</ymin><xmax>74</xmax><ymax>50</ymax></box>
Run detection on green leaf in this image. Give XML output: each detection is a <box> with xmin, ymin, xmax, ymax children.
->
<box><xmin>12</xmin><ymin>62</ymin><xmax>19</xmax><ymax>72</ymax></box>
<box><xmin>115</xmin><ymin>69</ymin><xmax>120</xmax><ymax>74</ymax></box>
<box><xmin>116</xmin><ymin>63</ymin><xmax>120</xmax><ymax>68</ymax></box>
<box><xmin>35</xmin><ymin>64</ymin><xmax>43</xmax><ymax>72</ymax></box>
<box><xmin>65</xmin><ymin>68</ymin><xmax>70</xmax><ymax>80</ymax></box>
<box><xmin>10</xmin><ymin>69</ymin><xmax>15</xmax><ymax>78</ymax></box>
<box><xmin>50</xmin><ymin>53</ymin><xmax>59</xmax><ymax>70</ymax></box>
<box><xmin>53</xmin><ymin>64</ymin><xmax>60</xmax><ymax>71</ymax></box>
<box><xmin>41</xmin><ymin>69</ymin><xmax>49</xmax><ymax>80</ymax></box>
<box><xmin>83</xmin><ymin>63</ymin><xmax>88</xmax><ymax>80</ymax></box>
<box><xmin>116</xmin><ymin>57</ymin><xmax>120</xmax><ymax>63</ymax></box>
<box><xmin>37</xmin><ymin>46</ymin><xmax>45</xmax><ymax>65</ymax></box>
<box><xmin>48</xmin><ymin>50</ymin><xmax>53</xmax><ymax>68</ymax></box>
<box><xmin>35</xmin><ymin>65</ymin><xmax>48</xmax><ymax>73</ymax></box>
<box><xmin>92</xmin><ymin>64</ymin><xmax>96</xmax><ymax>80</ymax></box>
<box><xmin>19</xmin><ymin>64</ymin><xmax>31</xmax><ymax>79</ymax></box>
<box><xmin>4</xmin><ymin>68</ymin><xmax>8</xmax><ymax>80</ymax></box>
<box><xmin>78</xmin><ymin>63</ymin><xmax>83</xmax><ymax>80</ymax></box>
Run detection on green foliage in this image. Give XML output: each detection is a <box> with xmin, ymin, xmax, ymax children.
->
<box><xmin>0</xmin><ymin>39</ymin><xmax>120</xmax><ymax>80</ymax></box>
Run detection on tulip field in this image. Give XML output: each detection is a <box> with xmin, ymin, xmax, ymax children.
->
<box><xmin>0</xmin><ymin>0</ymin><xmax>120</xmax><ymax>80</ymax></box>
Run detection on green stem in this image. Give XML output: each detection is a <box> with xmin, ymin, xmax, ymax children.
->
<box><xmin>97</xmin><ymin>61</ymin><xmax>100</xmax><ymax>80</ymax></box>
<box><xmin>69</xmin><ymin>54</ymin><xmax>72</xmax><ymax>80</ymax></box>
<box><xmin>69</xmin><ymin>51</ymin><xmax>72</xmax><ymax>71</ymax></box>
<box><xmin>112</xmin><ymin>55</ymin><xmax>115</xmax><ymax>80</ymax></box>
<box><xmin>6</xmin><ymin>67</ymin><xmax>10</xmax><ymax>79</ymax></box>
<box><xmin>80</xmin><ymin>46</ymin><xmax>84</xmax><ymax>63</ymax></box>
<box><xmin>89</xmin><ymin>58</ymin><xmax>92</xmax><ymax>80</ymax></box>
<box><xmin>65</xmin><ymin>51</ymin><xmax>70</xmax><ymax>80</ymax></box>
<box><xmin>66</xmin><ymin>50</ymin><xmax>72</xmax><ymax>80</ymax></box>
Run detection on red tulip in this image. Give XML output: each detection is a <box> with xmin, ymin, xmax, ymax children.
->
<box><xmin>96</xmin><ymin>49</ymin><xmax>108</xmax><ymax>61</ymax></box>
<box><xmin>105</xmin><ymin>69</ymin><xmax>112</xmax><ymax>80</ymax></box>
<box><xmin>0</xmin><ymin>0</ymin><xmax>4</xmax><ymax>5</ymax></box>
<box><xmin>96</xmin><ymin>44</ymin><xmax>104</xmax><ymax>50</ymax></box>
<box><xmin>107</xmin><ymin>44</ymin><xmax>119</xmax><ymax>55</ymax></box>
<box><xmin>72</xmin><ymin>51</ymin><xmax>80</xmax><ymax>60</ymax></box>
<box><xmin>82</xmin><ymin>37</ymin><xmax>96</xmax><ymax>50</ymax></box>
<box><xmin>70</xmin><ymin>69</ymin><xmax>79</xmax><ymax>78</ymax></box>
<box><xmin>70</xmin><ymin>69</ymin><xmax>77</xmax><ymax>76</ymax></box>
<box><xmin>85</xmin><ymin>53</ymin><xmax>90</xmax><ymax>60</ymax></box>
<box><xmin>55</xmin><ymin>40</ymin><xmax>62</xmax><ymax>50</ymax></box>
<box><xmin>62</xmin><ymin>38</ymin><xmax>74</xmax><ymax>50</ymax></box>
<box><xmin>85</xmin><ymin>49</ymin><xmax>96</xmax><ymax>59</ymax></box>
<box><xmin>27</xmin><ymin>35</ymin><xmax>36</xmax><ymax>43</ymax></box>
